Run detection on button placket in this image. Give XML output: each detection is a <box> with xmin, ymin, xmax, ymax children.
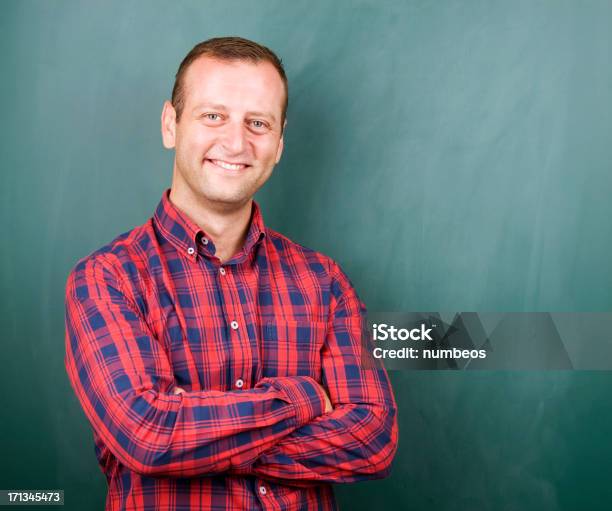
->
<box><xmin>215</xmin><ymin>259</ymin><xmax>253</xmax><ymax>400</ymax></box>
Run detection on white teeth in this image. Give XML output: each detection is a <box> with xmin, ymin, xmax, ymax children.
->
<box><xmin>211</xmin><ymin>159</ymin><xmax>245</xmax><ymax>170</ymax></box>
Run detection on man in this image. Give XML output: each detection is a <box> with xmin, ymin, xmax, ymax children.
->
<box><xmin>65</xmin><ymin>36</ymin><xmax>398</xmax><ymax>511</ymax></box>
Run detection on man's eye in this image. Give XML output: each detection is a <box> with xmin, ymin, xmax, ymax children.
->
<box><xmin>204</xmin><ymin>113</ymin><xmax>221</xmax><ymax>121</ymax></box>
<box><xmin>250</xmin><ymin>120</ymin><xmax>267</xmax><ymax>130</ymax></box>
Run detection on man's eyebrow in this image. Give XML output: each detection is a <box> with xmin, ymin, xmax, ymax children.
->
<box><xmin>193</xmin><ymin>103</ymin><xmax>228</xmax><ymax>112</ymax></box>
<box><xmin>247</xmin><ymin>111</ymin><xmax>277</xmax><ymax>123</ymax></box>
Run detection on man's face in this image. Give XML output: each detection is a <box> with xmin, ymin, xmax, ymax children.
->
<box><xmin>162</xmin><ymin>56</ymin><xmax>285</xmax><ymax>210</ymax></box>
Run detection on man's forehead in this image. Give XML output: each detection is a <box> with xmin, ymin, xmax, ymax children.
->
<box><xmin>187</xmin><ymin>55</ymin><xmax>261</xmax><ymax>75</ymax></box>
<box><xmin>182</xmin><ymin>56</ymin><xmax>285</xmax><ymax>107</ymax></box>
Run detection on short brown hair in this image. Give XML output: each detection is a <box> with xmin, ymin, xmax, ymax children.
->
<box><xmin>171</xmin><ymin>36</ymin><xmax>288</xmax><ymax>126</ymax></box>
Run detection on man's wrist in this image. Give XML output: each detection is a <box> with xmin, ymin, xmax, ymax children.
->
<box><xmin>264</xmin><ymin>376</ymin><xmax>327</xmax><ymax>426</ymax></box>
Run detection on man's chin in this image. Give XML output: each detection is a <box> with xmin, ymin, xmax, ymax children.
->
<box><xmin>195</xmin><ymin>189</ymin><xmax>254</xmax><ymax>210</ymax></box>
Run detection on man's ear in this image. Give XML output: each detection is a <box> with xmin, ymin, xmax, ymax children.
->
<box><xmin>161</xmin><ymin>100</ymin><xmax>177</xmax><ymax>149</ymax></box>
<box><xmin>275</xmin><ymin>119</ymin><xmax>287</xmax><ymax>163</ymax></box>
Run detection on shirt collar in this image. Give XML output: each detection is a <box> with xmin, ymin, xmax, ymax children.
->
<box><xmin>153</xmin><ymin>189</ymin><xmax>266</xmax><ymax>262</ymax></box>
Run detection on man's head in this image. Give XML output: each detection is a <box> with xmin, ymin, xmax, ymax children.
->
<box><xmin>171</xmin><ymin>37</ymin><xmax>288</xmax><ymax>126</ymax></box>
<box><xmin>161</xmin><ymin>37</ymin><xmax>288</xmax><ymax>212</ymax></box>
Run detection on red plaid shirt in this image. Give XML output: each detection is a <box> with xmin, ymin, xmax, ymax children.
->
<box><xmin>65</xmin><ymin>190</ymin><xmax>398</xmax><ymax>510</ymax></box>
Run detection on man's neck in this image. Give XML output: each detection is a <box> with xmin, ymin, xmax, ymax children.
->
<box><xmin>168</xmin><ymin>187</ymin><xmax>253</xmax><ymax>264</ymax></box>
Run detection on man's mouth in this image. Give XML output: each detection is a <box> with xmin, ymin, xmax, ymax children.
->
<box><xmin>206</xmin><ymin>158</ymin><xmax>250</xmax><ymax>171</ymax></box>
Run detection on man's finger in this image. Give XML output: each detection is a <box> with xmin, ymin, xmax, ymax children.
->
<box><xmin>317</xmin><ymin>383</ymin><xmax>332</xmax><ymax>413</ymax></box>
<box><xmin>173</xmin><ymin>387</ymin><xmax>186</xmax><ymax>395</ymax></box>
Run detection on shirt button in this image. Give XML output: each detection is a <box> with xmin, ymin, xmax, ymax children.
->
<box><xmin>230</xmin><ymin>320</ymin><xmax>239</xmax><ymax>330</ymax></box>
<box><xmin>235</xmin><ymin>379</ymin><xmax>244</xmax><ymax>389</ymax></box>
<box><xmin>187</xmin><ymin>247</ymin><xmax>195</xmax><ymax>255</ymax></box>
<box><xmin>219</xmin><ymin>267</ymin><xmax>226</xmax><ymax>275</ymax></box>
<box><xmin>201</xmin><ymin>237</ymin><xmax>209</xmax><ymax>245</ymax></box>
<box><xmin>259</xmin><ymin>486</ymin><xmax>267</xmax><ymax>496</ymax></box>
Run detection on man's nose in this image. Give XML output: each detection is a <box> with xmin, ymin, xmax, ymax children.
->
<box><xmin>220</xmin><ymin>121</ymin><xmax>248</xmax><ymax>155</ymax></box>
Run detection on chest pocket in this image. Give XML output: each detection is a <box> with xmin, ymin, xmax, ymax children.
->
<box><xmin>261</xmin><ymin>319</ymin><xmax>327</xmax><ymax>379</ymax></box>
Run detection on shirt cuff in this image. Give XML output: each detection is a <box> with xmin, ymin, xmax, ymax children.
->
<box><xmin>267</xmin><ymin>376</ymin><xmax>327</xmax><ymax>427</ymax></box>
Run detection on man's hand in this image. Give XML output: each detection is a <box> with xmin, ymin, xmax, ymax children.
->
<box><xmin>173</xmin><ymin>383</ymin><xmax>333</xmax><ymax>413</ymax></box>
<box><xmin>320</xmin><ymin>384</ymin><xmax>333</xmax><ymax>414</ymax></box>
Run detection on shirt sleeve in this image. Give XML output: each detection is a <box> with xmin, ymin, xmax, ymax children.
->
<box><xmin>64</xmin><ymin>254</ymin><xmax>327</xmax><ymax>478</ymax></box>
<box><xmin>229</xmin><ymin>260</ymin><xmax>399</xmax><ymax>484</ymax></box>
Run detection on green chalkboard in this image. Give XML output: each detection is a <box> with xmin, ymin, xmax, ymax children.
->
<box><xmin>2</xmin><ymin>1</ymin><xmax>612</xmax><ymax>509</ymax></box>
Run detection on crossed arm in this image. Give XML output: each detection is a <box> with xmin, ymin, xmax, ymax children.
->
<box><xmin>64</xmin><ymin>255</ymin><xmax>398</xmax><ymax>482</ymax></box>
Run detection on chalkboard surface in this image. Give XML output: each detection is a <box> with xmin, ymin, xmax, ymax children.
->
<box><xmin>2</xmin><ymin>1</ymin><xmax>612</xmax><ymax>509</ymax></box>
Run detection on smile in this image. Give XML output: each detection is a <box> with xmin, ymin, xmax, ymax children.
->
<box><xmin>207</xmin><ymin>159</ymin><xmax>249</xmax><ymax>171</ymax></box>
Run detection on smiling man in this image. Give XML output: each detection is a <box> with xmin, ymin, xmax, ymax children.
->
<box><xmin>65</xmin><ymin>37</ymin><xmax>398</xmax><ymax>511</ymax></box>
